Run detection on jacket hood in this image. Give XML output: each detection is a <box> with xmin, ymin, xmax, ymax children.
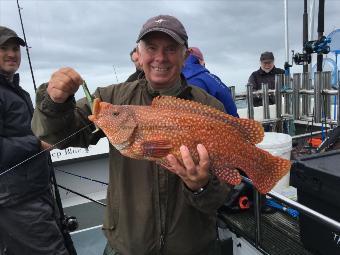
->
<box><xmin>182</xmin><ymin>54</ymin><xmax>208</xmax><ymax>79</ymax></box>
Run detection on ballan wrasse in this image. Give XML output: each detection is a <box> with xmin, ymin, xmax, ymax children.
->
<box><xmin>88</xmin><ymin>96</ymin><xmax>291</xmax><ymax>194</ymax></box>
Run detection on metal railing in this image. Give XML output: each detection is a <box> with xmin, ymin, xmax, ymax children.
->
<box><xmin>241</xmin><ymin>71</ymin><xmax>340</xmax><ymax>126</ymax></box>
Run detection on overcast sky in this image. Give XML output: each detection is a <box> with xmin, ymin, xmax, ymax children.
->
<box><xmin>0</xmin><ymin>0</ymin><xmax>339</xmax><ymax>100</ymax></box>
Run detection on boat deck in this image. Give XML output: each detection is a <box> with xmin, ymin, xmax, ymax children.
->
<box><xmin>218</xmin><ymin>209</ymin><xmax>313</xmax><ymax>255</ymax></box>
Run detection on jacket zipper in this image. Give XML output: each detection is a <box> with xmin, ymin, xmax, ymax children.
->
<box><xmin>160</xmin><ymin>234</ymin><xmax>165</xmax><ymax>251</ymax></box>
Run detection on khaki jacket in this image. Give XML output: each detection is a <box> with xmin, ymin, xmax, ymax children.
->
<box><xmin>32</xmin><ymin>78</ymin><xmax>231</xmax><ymax>255</ymax></box>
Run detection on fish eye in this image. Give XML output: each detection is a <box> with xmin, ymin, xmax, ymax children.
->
<box><xmin>112</xmin><ymin>112</ymin><xmax>119</xmax><ymax>116</ymax></box>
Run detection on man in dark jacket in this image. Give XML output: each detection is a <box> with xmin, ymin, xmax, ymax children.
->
<box><xmin>32</xmin><ymin>15</ymin><xmax>232</xmax><ymax>255</ymax></box>
<box><xmin>0</xmin><ymin>26</ymin><xmax>69</xmax><ymax>255</ymax></box>
<box><xmin>182</xmin><ymin>47</ymin><xmax>238</xmax><ymax>117</ymax></box>
<box><xmin>248</xmin><ymin>51</ymin><xmax>285</xmax><ymax>107</ymax></box>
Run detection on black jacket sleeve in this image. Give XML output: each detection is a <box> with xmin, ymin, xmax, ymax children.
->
<box><xmin>0</xmin><ymin>97</ymin><xmax>41</xmax><ymax>170</ymax></box>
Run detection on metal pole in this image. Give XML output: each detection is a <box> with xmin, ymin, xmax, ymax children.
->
<box><xmin>242</xmin><ymin>177</ymin><xmax>340</xmax><ymax>233</ymax></box>
<box><xmin>338</xmin><ymin>70</ymin><xmax>340</xmax><ymax>125</ymax></box>
<box><xmin>314</xmin><ymin>72</ymin><xmax>322</xmax><ymax>123</ymax></box>
<box><xmin>303</xmin><ymin>0</ymin><xmax>309</xmax><ymax>73</ymax></box>
<box><xmin>284</xmin><ymin>75</ymin><xmax>291</xmax><ymax>115</ymax></box>
<box><xmin>293</xmin><ymin>73</ymin><xmax>301</xmax><ymax>119</ymax></box>
<box><xmin>230</xmin><ymin>86</ymin><xmax>236</xmax><ymax>102</ymax></box>
<box><xmin>247</xmin><ymin>84</ymin><xmax>254</xmax><ymax>119</ymax></box>
<box><xmin>253</xmin><ymin>190</ymin><xmax>262</xmax><ymax>248</ymax></box>
<box><xmin>317</xmin><ymin>0</ymin><xmax>325</xmax><ymax>72</ymax></box>
<box><xmin>284</xmin><ymin>0</ymin><xmax>289</xmax><ymax>64</ymax></box>
<box><xmin>323</xmin><ymin>71</ymin><xmax>332</xmax><ymax>120</ymax></box>
<box><xmin>267</xmin><ymin>190</ymin><xmax>340</xmax><ymax>232</ymax></box>
<box><xmin>275</xmin><ymin>74</ymin><xmax>283</xmax><ymax>119</ymax></box>
<box><xmin>301</xmin><ymin>72</ymin><xmax>310</xmax><ymax>116</ymax></box>
<box><xmin>262</xmin><ymin>83</ymin><xmax>270</xmax><ymax>120</ymax></box>
<box><xmin>309</xmin><ymin>0</ymin><xmax>316</xmax><ymax>78</ymax></box>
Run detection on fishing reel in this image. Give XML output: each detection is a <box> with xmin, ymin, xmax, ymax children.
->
<box><xmin>304</xmin><ymin>36</ymin><xmax>331</xmax><ymax>54</ymax></box>
<box><xmin>62</xmin><ymin>215</ymin><xmax>79</xmax><ymax>232</ymax></box>
<box><xmin>292</xmin><ymin>36</ymin><xmax>331</xmax><ymax>66</ymax></box>
<box><xmin>292</xmin><ymin>51</ymin><xmax>312</xmax><ymax>65</ymax></box>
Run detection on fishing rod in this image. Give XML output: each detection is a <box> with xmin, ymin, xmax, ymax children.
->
<box><xmin>16</xmin><ymin>0</ymin><xmax>37</xmax><ymax>91</ymax></box>
<box><xmin>0</xmin><ymin>124</ymin><xmax>92</xmax><ymax>177</ymax></box>
<box><xmin>15</xmin><ymin>1</ymin><xmax>77</xmax><ymax>254</ymax></box>
<box><xmin>58</xmin><ymin>184</ymin><xmax>107</xmax><ymax>207</ymax></box>
<box><xmin>55</xmin><ymin>168</ymin><xmax>108</xmax><ymax>186</ymax></box>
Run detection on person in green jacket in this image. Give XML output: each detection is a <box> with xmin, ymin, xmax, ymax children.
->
<box><xmin>32</xmin><ymin>15</ymin><xmax>232</xmax><ymax>255</ymax></box>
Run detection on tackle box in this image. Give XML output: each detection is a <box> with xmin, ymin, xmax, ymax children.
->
<box><xmin>290</xmin><ymin>150</ymin><xmax>340</xmax><ymax>255</ymax></box>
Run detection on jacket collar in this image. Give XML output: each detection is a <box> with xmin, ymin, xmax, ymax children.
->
<box><xmin>141</xmin><ymin>74</ymin><xmax>192</xmax><ymax>99</ymax></box>
<box><xmin>0</xmin><ymin>73</ymin><xmax>20</xmax><ymax>89</ymax></box>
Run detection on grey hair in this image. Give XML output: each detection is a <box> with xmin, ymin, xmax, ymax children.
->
<box><xmin>137</xmin><ymin>40</ymin><xmax>187</xmax><ymax>57</ymax></box>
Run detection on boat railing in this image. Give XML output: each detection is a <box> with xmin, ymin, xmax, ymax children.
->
<box><xmin>230</xmin><ymin>70</ymin><xmax>340</xmax><ymax>127</ymax></box>
<box><xmin>242</xmin><ymin>176</ymin><xmax>340</xmax><ymax>252</ymax></box>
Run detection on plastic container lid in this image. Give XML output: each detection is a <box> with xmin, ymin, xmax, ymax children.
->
<box><xmin>256</xmin><ymin>132</ymin><xmax>292</xmax><ymax>150</ymax></box>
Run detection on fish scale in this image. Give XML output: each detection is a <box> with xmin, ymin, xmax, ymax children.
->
<box><xmin>89</xmin><ymin>96</ymin><xmax>291</xmax><ymax>194</ymax></box>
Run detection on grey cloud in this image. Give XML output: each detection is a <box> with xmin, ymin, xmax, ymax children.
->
<box><xmin>0</xmin><ymin>0</ymin><xmax>339</xmax><ymax>97</ymax></box>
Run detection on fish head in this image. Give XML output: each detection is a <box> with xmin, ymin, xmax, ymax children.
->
<box><xmin>88</xmin><ymin>99</ymin><xmax>137</xmax><ymax>145</ymax></box>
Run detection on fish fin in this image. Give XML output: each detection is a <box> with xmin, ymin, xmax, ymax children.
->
<box><xmin>107</xmin><ymin>118</ymin><xmax>137</xmax><ymax>145</ymax></box>
<box><xmin>88</xmin><ymin>98</ymin><xmax>101</xmax><ymax>122</ymax></box>
<box><xmin>141</xmin><ymin>140</ymin><xmax>173</xmax><ymax>158</ymax></box>
<box><xmin>151</xmin><ymin>96</ymin><xmax>264</xmax><ymax>144</ymax></box>
<box><xmin>214</xmin><ymin>166</ymin><xmax>242</xmax><ymax>186</ymax></box>
<box><xmin>243</xmin><ymin>148</ymin><xmax>292</xmax><ymax>194</ymax></box>
<box><xmin>93</xmin><ymin>98</ymin><xmax>101</xmax><ymax>116</ymax></box>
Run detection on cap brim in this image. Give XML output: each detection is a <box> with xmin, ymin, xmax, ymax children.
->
<box><xmin>0</xmin><ymin>36</ymin><xmax>26</xmax><ymax>47</ymax></box>
<box><xmin>137</xmin><ymin>28</ymin><xmax>185</xmax><ymax>46</ymax></box>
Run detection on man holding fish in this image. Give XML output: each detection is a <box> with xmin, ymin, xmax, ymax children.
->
<box><xmin>32</xmin><ymin>15</ymin><xmax>290</xmax><ymax>255</ymax></box>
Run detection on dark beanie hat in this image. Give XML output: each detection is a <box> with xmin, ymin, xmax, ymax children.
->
<box><xmin>260</xmin><ymin>51</ymin><xmax>274</xmax><ymax>61</ymax></box>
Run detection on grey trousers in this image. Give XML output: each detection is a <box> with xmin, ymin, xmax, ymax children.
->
<box><xmin>0</xmin><ymin>191</ymin><xmax>69</xmax><ymax>255</ymax></box>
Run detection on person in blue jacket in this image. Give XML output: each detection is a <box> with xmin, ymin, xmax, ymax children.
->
<box><xmin>182</xmin><ymin>47</ymin><xmax>238</xmax><ymax>117</ymax></box>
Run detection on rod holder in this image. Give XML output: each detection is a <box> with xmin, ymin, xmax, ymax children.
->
<box><xmin>247</xmin><ymin>84</ymin><xmax>254</xmax><ymax>119</ymax></box>
<box><xmin>230</xmin><ymin>86</ymin><xmax>236</xmax><ymax>102</ymax></box>
<box><xmin>314</xmin><ymin>72</ymin><xmax>322</xmax><ymax>123</ymax></box>
<box><xmin>275</xmin><ymin>74</ymin><xmax>283</xmax><ymax>119</ymax></box>
<box><xmin>293</xmin><ymin>73</ymin><xmax>301</xmax><ymax>120</ymax></box>
<box><xmin>322</xmin><ymin>71</ymin><xmax>332</xmax><ymax>120</ymax></box>
<box><xmin>284</xmin><ymin>74</ymin><xmax>291</xmax><ymax>115</ymax></box>
<box><xmin>262</xmin><ymin>83</ymin><xmax>270</xmax><ymax>120</ymax></box>
<box><xmin>301</xmin><ymin>72</ymin><xmax>310</xmax><ymax>116</ymax></box>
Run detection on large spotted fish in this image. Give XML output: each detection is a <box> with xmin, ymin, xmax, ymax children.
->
<box><xmin>88</xmin><ymin>96</ymin><xmax>291</xmax><ymax>194</ymax></box>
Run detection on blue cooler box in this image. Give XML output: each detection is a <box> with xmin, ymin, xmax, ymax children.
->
<box><xmin>290</xmin><ymin>150</ymin><xmax>340</xmax><ymax>255</ymax></box>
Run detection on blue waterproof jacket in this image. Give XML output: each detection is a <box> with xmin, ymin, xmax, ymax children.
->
<box><xmin>182</xmin><ymin>55</ymin><xmax>238</xmax><ymax>117</ymax></box>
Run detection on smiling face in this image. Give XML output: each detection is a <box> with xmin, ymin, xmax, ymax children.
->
<box><xmin>137</xmin><ymin>32</ymin><xmax>188</xmax><ymax>90</ymax></box>
<box><xmin>0</xmin><ymin>38</ymin><xmax>21</xmax><ymax>77</ymax></box>
<box><xmin>260</xmin><ymin>59</ymin><xmax>274</xmax><ymax>73</ymax></box>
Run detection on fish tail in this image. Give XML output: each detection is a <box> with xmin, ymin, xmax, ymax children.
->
<box><xmin>243</xmin><ymin>148</ymin><xmax>291</xmax><ymax>194</ymax></box>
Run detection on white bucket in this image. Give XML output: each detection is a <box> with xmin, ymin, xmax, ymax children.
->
<box><xmin>256</xmin><ymin>132</ymin><xmax>292</xmax><ymax>194</ymax></box>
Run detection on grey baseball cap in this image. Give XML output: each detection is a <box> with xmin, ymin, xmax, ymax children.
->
<box><xmin>0</xmin><ymin>26</ymin><xmax>26</xmax><ymax>46</ymax></box>
<box><xmin>136</xmin><ymin>15</ymin><xmax>188</xmax><ymax>47</ymax></box>
<box><xmin>260</xmin><ymin>51</ymin><xmax>274</xmax><ymax>61</ymax></box>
